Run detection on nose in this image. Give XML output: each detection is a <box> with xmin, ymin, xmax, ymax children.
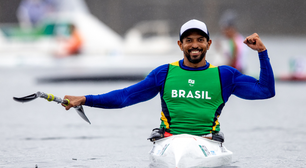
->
<box><xmin>191</xmin><ymin>41</ymin><xmax>200</xmax><ymax>48</ymax></box>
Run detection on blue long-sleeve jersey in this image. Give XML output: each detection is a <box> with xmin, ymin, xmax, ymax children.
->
<box><xmin>85</xmin><ymin>50</ymin><xmax>275</xmax><ymax>110</ymax></box>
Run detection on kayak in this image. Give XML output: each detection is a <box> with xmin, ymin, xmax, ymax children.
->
<box><xmin>149</xmin><ymin>134</ymin><xmax>233</xmax><ymax>168</ymax></box>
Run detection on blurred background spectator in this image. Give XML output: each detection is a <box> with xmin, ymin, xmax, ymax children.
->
<box><xmin>16</xmin><ymin>0</ymin><xmax>57</xmax><ymax>30</ymax></box>
<box><xmin>55</xmin><ymin>24</ymin><xmax>83</xmax><ymax>57</ymax></box>
<box><xmin>219</xmin><ymin>10</ymin><xmax>247</xmax><ymax>73</ymax></box>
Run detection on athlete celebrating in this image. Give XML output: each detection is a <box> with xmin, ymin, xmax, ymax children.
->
<box><xmin>62</xmin><ymin>19</ymin><xmax>275</xmax><ymax>141</ymax></box>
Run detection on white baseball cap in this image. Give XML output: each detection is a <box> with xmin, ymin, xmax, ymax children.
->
<box><xmin>179</xmin><ymin>19</ymin><xmax>210</xmax><ymax>41</ymax></box>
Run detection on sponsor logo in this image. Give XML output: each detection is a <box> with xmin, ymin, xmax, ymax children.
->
<box><xmin>188</xmin><ymin>79</ymin><xmax>195</xmax><ymax>87</ymax></box>
<box><xmin>160</xmin><ymin>144</ymin><xmax>170</xmax><ymax>156</ymax></box>
<box><xmin>210</xmin><ymin>150</ymin><xmax>216</xmax><ymax>155</ymax></box>
<box><xmin>199</xmin><ymin>145</ymin><xmax>210</xmax><ymax>157</ymax></box>
<box><xmin>171</xmin><ymin>90</ymin><xmax>211</xmax><ymax>99</ymax></box>
<box><xmin>149</xmin><ymin>146</ymin><xmax>156</xmax><ymax>154</ymax></box>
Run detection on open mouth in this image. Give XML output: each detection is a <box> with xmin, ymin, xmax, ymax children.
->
<box><xmin>188</xmin><ymin>49</ymin><xmax>203</xmax><ymax>55</ymax></box>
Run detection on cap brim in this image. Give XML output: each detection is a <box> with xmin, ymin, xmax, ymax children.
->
<box><xmin>180</xmin><ymin>28</ymin><xmax>209</xmax><ymax>41</ymax></box>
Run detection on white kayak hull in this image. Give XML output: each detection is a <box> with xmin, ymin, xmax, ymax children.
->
<box><xmin>149</xmin><ymin>134</ymin><xmax>233</xmax><ymax>168</ymax></box>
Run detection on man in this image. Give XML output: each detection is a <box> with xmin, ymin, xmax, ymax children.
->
<box><xmin>219</xmin><ymin>10</ymin><xmax>247</xmax><ymax>73</ymax></box>
<box><xmin>62</xmin><ymin>19</ymin><xmax>275</xmax><ymax>141</ymax></box>
<box><xmin>55</xmin><ymin>24</ymin><xmax>83</xmax><ymax>57</ymax></box>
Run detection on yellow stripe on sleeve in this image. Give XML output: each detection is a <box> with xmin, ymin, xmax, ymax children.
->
<box><xmin>209</xmin><ymin>64</ymin><xmax>216</xmax><ymax>68</ymax></box>
<box><xmin>170</xmin><ymin>61</ymin><xmax>180</xmax><ymax>66</ymax></box>
<box><xmin>212</xmin><ymin>115</ymin><xmax>220</xmax><ymax>131</ymax></box>
<box><xmin>171</xmin><ymin>61</ymin><xmax>216</xmax><ymax>68</ymax></box>
<box><xmin>161</xmin><ymin>111</ymin><xmax>170</xmax><ymax>129</ymax></box>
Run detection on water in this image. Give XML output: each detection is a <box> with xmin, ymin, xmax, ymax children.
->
<box><xmin>1</xmin><ymin>35</ymin><xmax>306</xmax><ymax>167</ymax></box>
<box><xmin>1</xmin><ymin>67</ymin><xmax>306</xmax><ymax>168</ymax></box>
<box><xmin>0</xmin><ymin>67</ymin><xmax>162</xmax><ymax>168</ymax></box>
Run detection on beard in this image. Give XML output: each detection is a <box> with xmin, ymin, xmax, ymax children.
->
<box><xmin>184</xmin><ymin>49</ymin><xmax>206</xmax><ymax>64</ymax></box>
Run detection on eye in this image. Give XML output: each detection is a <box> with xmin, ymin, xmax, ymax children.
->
<box><xmin>185</xmin><ymin>39</ymin><xmax>191</xmax><ymax>43</ymax></box>
<box><xmin>198</xmin><ymin>38</ymin><xmax>204</xmax><ymax>42</ymax></box>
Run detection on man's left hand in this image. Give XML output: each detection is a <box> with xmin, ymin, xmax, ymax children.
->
<box><xmin>244</xmin><ymin>33</ymin><xmax>266</xmax><ymax>52</ymax></box>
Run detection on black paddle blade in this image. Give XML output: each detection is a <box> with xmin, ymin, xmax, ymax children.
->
<box><xmin>13</xmin><ymin>93</ymin><xmax>38</xmax><ymax>103</ymax></box>
<box><xmin>75</xmin><ymin>106</ymin><xmax>91</xmax><ymax>124</ymax></box>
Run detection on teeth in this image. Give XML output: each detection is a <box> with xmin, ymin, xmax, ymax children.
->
<box><xmin>191</xmin><ymin>51</ymin><xmax>199</xmax><ymax>53</ymax></box>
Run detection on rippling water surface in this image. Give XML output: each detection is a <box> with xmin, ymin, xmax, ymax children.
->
<box><xmin>1</xmin><ymin>55</ymin><xmax>306</xmax><ymax>167</ymax></box>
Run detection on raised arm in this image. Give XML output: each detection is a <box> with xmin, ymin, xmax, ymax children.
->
<box><xmin>220</xmin><ymin>33</ymin><xmax>275</xmax><ymax>102</ymax></box>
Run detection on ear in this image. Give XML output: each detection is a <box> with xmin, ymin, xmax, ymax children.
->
<box><xmin>207</xmin><ymin>39</ymin><xmax>212</xmax><ymax>50</ymax></box>
<box><xmin>177</xmin><ymin>40</ymin><xmax>183</xmax><ymax>51</ymax></box>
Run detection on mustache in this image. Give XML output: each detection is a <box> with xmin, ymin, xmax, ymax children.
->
<box><xmin>188</xmin><ymin>48</ymin><xmax>203</xmax><ymax>52</ymax></box>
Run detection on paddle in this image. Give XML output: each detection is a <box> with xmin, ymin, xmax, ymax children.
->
<box><xmin>13</xmin><ymin>91</ymin><xmax>91</xmax><ymax>124</ymax></box>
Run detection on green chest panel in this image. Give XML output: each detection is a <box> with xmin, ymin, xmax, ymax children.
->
<box><xmin>162</xmin><ymin>64</ymin><xmax>224</xmax><ymax>135</ymax></box>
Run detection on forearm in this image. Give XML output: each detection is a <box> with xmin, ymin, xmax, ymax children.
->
<box><xmin>234</xmin><ymin>50</ymin><xmax>275</xmax><ymax>99</ymax></box>
<box><xmin>258</xmin><ymin>50</ymin><xmax>275</xmax><ymax>91</ymax></box>
<box><xmin>83</xmin><ymin>65</ymin><xmax>169</xmax><ymax>109</ymax></box>
<box><xmin>85</xmin><ymin>82</ymin><xmax>159</xmax><ymax>109</ymax></box>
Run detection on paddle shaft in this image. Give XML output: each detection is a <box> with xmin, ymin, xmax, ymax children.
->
<box><xmin>38</xmin><ymin>92</ymin><xmax>91</xmax><ymax>124</ymax></box>
<box><xmin>13</xmin><ymin>91</ymin><xmax>91</xmax><ymax>124</ymax></box>
<box><xmin>38</xmin><ymin>91</ymin><xmax>69</xmax><ymax>105</ymax></box>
